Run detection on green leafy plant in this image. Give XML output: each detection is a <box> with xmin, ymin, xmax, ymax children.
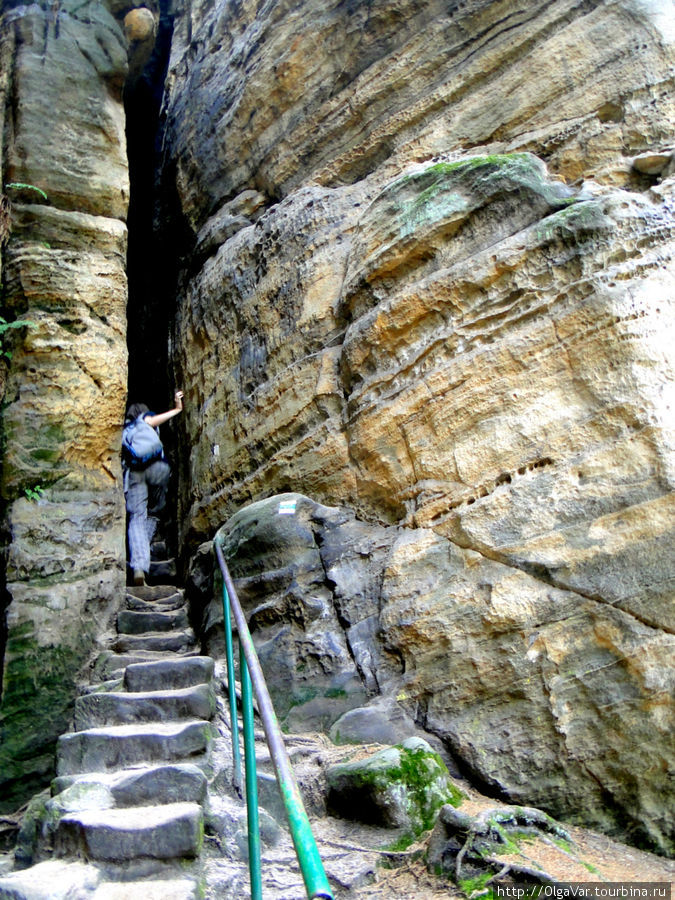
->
<box><xmin>0</xmin><ymin>316</ymin><xmax>37</xmax><ymax>360</ymax></box>
<box><xmin>24</xmin><ymin>484</ymin><xmax>44</xmax><ymax>502</ymax></box>
<box><xmin>4</xmin><ymin>182</ymin><xmax>48</xmax><ymax>201</ymax></box>
<box><xmin>1</xmin><ymin>182</ymin><xmax>48</xmax><ymax>246</ymax></box>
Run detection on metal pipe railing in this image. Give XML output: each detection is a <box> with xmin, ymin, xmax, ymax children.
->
<box><xmin>214</xmin><ymin>538</ymin><xmax>334</xmax><ymax>900</ymax></box>
<box><xmin>221</xmin><ymin>579</ymin><xmax>242</xmax><ymax>791</ymax></box>
<box><xmin>240</xmin><ymin>640</ymin><xmax>263</xmax><ymax>900</ymax></box>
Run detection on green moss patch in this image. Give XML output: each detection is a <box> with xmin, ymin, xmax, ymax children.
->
<box><xmin>387</xmin><ymin>152</ymin><xmax>575</xmax><ymax>237</ymax></box>
<box><xmin>0</xmin><ymin>631</ymin><xmax>90</xmax><ymax>813</ymax></box>
<box><xmin>326</xmin><ymin>737</ymin><xmax>464</xmax><ymax>837</ymax></box>
<box><xmin>535</xmin><ymin>198</ymin><xmax>610</xmax><ymax>245</ymax></box>
<box><xmin>458</xmin><ymin>872</ymin><xmax>495</xmax><ymax>899</ymax></box>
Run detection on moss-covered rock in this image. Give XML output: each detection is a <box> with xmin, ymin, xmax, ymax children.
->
<box><xmin>12</xmin><ymin>778</ymin><xmax>114</xmax><ymax>867</ymax></box>
<box><xmin>341</xmin><ymin>152</ymin><xmax>577</xmax><ymax>317</ymax></box>
<box><xmin>391</xmin><ymin>152</ymin><xmax>575</xmax><ymax>236</ymax></box>
<box><xmin>326</xmin><ymin>737</ymin><xmax>463</xmax><ymax>839</ymax></box>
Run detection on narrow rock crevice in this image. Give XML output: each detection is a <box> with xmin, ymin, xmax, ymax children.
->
<box><xmin>124</xmin><ymin>0</ymin><xmax>178</xmax><ymax>410</ymax></box>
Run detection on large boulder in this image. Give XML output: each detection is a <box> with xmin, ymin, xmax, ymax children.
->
<box><xmin>325</xmin><ymin>737</ymin><xmax>462</xmax><ymax>837</ymax></box>
<box><xmin>378</xmin><ymin>528</ymin><xmax>674</xmax><ymax>855</ymax></box>
<box><xmin>162</xmin><ymin>0</ymin><xmax>675</xmax><ymax>855</ymax></box>
<box><xmin>211</xmin><ymin>493</ymin><xmax>674</xmax><ymax>855</ymax></box>
<box><xmin>209</xmin><ymin>494</ymin><xmax>374</xmax><ymax>731</ymax></box>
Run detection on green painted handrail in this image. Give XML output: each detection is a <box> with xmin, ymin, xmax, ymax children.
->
<box><xmin>241</xmin><ymin>641</ymin><xmax>263</xmax><ymax>900</ymax></box>
<box><xmin>221</xmin><ymin>581</ymin><xmax>242</xmax><ymax>792</ymax></box>
<box><xmin>215</xmin><ymin>538</ymin><xmax>334</xmax><ymax>900</ymax></box>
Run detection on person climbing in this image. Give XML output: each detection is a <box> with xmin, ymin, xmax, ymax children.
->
<box><xmin>122</xmin><ymin>390</ymin><xmax>184</xmax><ymax>587</ymax></box>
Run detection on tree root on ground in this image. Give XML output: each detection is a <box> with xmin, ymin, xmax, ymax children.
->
<box><xmin>428</xmin><ymin>802</ymin><xmax>575</xmax><ymax>890</ymax></box>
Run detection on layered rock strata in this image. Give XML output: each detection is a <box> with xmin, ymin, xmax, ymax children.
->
<box><xmin>160</xmin><ymin>0</ymin><xmax>675</xmax><ymax>853</ymax></box>
<box><xmin>0</xmin><ymin>1</ymin><xmax>158</xmax><ymax>810</ymax></box>
<box><xmin>211</xmin><ymin>494</ymin><xmax>673</xmax><ymax>855</ymax></box>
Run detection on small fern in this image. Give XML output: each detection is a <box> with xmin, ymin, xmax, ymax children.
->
<box><xmin>0</xmin><ymin>316</ymin><xmax>37</xmax><ymax>360</ymax></box>
<box><xmin>5</xmin><ymin>182</ymin><xmax>48</xmax><ymax>201</ymax></box>
<box><xmin>24</xmin><ymin>484</ymin><xmax>44</xmax><ymax>502</ymax></box>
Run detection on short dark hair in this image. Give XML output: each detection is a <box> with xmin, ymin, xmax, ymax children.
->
<box><xmin>125</xmin><ymin>402</ymin><xmax>150</xmax><ymax>423</ymax></box>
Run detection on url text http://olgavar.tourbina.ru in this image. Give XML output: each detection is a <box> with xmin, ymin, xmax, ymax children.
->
<box><xmin>495</xmin><ymin>885</ymin><xmax>671</xmax><ymax>900</ymax></box>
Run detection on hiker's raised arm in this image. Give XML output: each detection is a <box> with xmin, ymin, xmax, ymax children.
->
<box><xmin>144</xmin><ymin>390</ymin><xmax>184</xmax><ymax>428</ymax></box>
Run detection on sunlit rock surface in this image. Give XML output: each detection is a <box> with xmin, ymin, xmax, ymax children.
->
<box><xmin>215</xmin><ymin>493</ymin><xmax>673</xmax><ymax>854</ymax></box>
<box><xmin>161</xmin><ymin>0</ymin><xmax>675</xmax><ymax>852</ymax></box>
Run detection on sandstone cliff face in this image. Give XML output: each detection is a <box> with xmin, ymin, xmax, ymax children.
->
<box><xmin>0</xmin><ymin>1</ymin><xmax>141</xmax><ymax>810</ymax></box>
<box><xmin>161</xmin><ymin>0</ymin><xmax>675</xmax><ymax>852</ymax></box>
<box><xmin>0</xmin><ymin>0</ymin><xmax>672</xmax><ymax>858</ymax></box>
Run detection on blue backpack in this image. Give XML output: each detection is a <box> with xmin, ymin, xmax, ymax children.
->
<box><xmin>122</xmin><ymin>415</ymin><xmax>164</xmax><ymax>469</ymax></box>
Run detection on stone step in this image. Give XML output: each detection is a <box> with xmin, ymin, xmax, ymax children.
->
<box><xmin>126</xmin><ymin>584</ymin><xmax>184</xmax><ymax>604</ymax></box>
<box><xmin>52</xmin><ymin>763</ymin><xmax>208</xmax><ymax>808</ymax></box>
<box><xmin>117</xmin><ymin>607</ymin><xmax>188</xmax><ymax>634</ymax></box>
<box><xmin>55</xmin><ymin>801</ymin><xmax>203</xmax><ymax>862</ymax></box>
<box><xmin>150</xmin><ymin>540</ymin><xmax>168</xmax><ymax>560</ymax></box>
<box><xmin>126</xmin><ymin>590</ymin><xmax>186</xmax><ymax>612</ymax></box>
<box><xmin>93</xmin><ymin>649</ymin><xmax>199</xmax><ymax>681</ymax></box>
<box><xmin>0</xmin><ymin>859</ymin><xmax>102</xmax><ymax>898</ymax></box>
<box><xmin>81</xmin><ymin>678</ymin><xmax>124</xmax><ymax>695</ymax></box>
<box><xmin>57</xmin><ymin>721</ymin><xmax>211</xmax><ymax>776</ymax></box>
<box><xmin>124</xmin><ymin>656</ymin><xmax>215</xmax><ymax>692</ymax></box>
<box><xmin>74</xmin><ymin>684</ymin><xmax>215</xmax><ymax>729</ymax></box>
<box><xmin>149</xmin><ymin>559</ymin><xmax>177</xmax><ymax>582</ymax></box>
<box><xmin>93</xmin><ymin>877</ymin><xmax>200</xmax><ymax>900</ymax></box>
<box><xmin>111</xmin><ymin>630</ymin><xmax>197</xmax><ymax>654</ymax></box>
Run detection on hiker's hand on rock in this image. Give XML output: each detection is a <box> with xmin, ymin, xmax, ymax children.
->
<box><xmin>175</xmin><ymin>390</ymin><xmax>184</xmax><ymax>407</ymax></box>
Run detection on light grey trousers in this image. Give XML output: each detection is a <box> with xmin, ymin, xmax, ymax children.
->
<box><xmin>125</xmin><ymin>460</ymin><xmax>170</xmax><ymax>573</ymax></box>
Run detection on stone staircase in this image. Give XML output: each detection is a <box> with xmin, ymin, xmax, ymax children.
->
<box><xmin>0</xmin><ymin>556</ymin><xmax>216</xmax><ymax>899</ymax></box>
<box><xmin>0</xmin><ymin>551</ymin><xmax>394</xmax><ymax>900</ymax></box>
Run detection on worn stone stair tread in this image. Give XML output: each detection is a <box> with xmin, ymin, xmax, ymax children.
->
<box><xmin>111</xmin><ymin>630</ymin><xmax>197</xmax><ymax>654</ymax></box>
<box><xmin>81</xmin><ymin>678</ymin><xmax>125</xmax><ymax>695</ymax></box>
<box><xmin>124</xmin><ymin>599</ymin><xmax>185</xmax><ymax>616</ymax></box>
<box><xmin>52</xmin><ymin>763</ymin><xmax>208</xmax><ymax>808</ymax></box>
<box><xmin>93</xmin><ymin>877</ymin><xmax>200</xmax><ymax>900</ymax></box>
<box><xmin>97</xmin><ymin>653</ymin><xmax>200</xmax><ymax>682</ymax></box>
<box><xmin>124</xmin><ymin>656</ymin><xmax>215</xmax><ymax>692</ymax></box>
<box><xmin>148</xmin><ymin>560</ymin><xmax>177</xmax><ymax>582</ymax></box>
<box><xmin>57</xmin><ymin>720</ymin><xmax>211</xmax><ymax>775</ymax></box>
<box><xmin>56</xmin><ymin>802</ymin><xmax>203</xmax><ymax>861</ymax></box>
<box><xmin>125</xmin><ymin>594</ymin><xmax>185</xmax><ymax>612</ymax></box>
<box><xmin>0</xmin><ymin>858</ymin><xmax>102</xmax><ymax>898</ymax></box>
<box><xmin>116</xmin><ymin>607</ymin><xmax>189</xmax><ymax>635</ymax></box>
<box><xmin>149</xmin><ymin>557</ymin><xmax>176</xmax><ymax>569</ymax></box>
<box><xmin>126</xmin><ymin>584</ymin><xmax>184</xmax><ymax>603</ymax></box>
<box><xmin>150</xmin><ymin>540</ymin><xmax>168</xmax><ymax>559</ymax></box>
<box><xmin>124</xmin><ymin>585</ymin><xmax>185</xmax><ymax>609</ymax></box>
<box><xmin>98</xmin><ymin>649</ymin><xmax>198</xmax><ymax>671</ymax></box>
<box><xmin>74</xmin><ymin>683</ymin><xmax>215</xmax><ymax>729</ymax></box>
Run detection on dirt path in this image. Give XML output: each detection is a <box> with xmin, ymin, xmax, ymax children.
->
<box><xmin>458</xmin><ymin>786</ymin><xmax>674</xmax><ymax>885</ymax></box>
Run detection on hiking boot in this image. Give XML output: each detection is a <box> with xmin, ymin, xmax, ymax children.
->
<box><xmin>132</xmin><ymin>568</ymin><xmax>146</xmax><ymax>586</ymax></box>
